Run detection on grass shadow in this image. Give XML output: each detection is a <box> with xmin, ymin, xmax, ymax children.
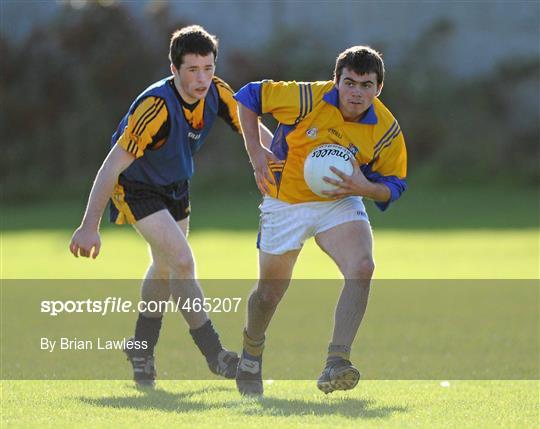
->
<box><xmin>78</xmin><ymin>385</ymin><xmax>232</xmax><ymax>414</ymax></box>
<box><xmin>242</xmin><ymin>395</ymin><xmax>409</xmax><ymax>419</ymax></box>
<box><xmin>78</xmin><ymin>383</ymin><xmax>409</xmax><ymax>419</ymax></box>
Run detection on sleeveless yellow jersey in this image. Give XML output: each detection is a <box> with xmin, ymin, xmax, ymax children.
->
<box><xmin>235</xmin><ymin>80</ymin><xmax>407</xmax><ymax>210</ymax></box>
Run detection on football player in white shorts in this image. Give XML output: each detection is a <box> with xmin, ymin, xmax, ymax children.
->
<box><xmin>233</xmin><ymin>46</ymin><xmax>407</xmax><ymax>395</ymax></box>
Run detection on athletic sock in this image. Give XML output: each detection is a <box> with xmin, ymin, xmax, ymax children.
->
<box><xmin>242</xmin><ymin>328</ymin><xmax>265</xmax><ymax>360</ymax></box>
<box><xmin>189</xmin><ymin>319</ymin><xmax>223</xmax><ymax>363</ymax></box>
<box><xmin>134</xmin><ymin>313</ymin><xmax>163</xmax><ymax>356</ymax></box>
<box><xmin>326</xmin><ymin>343</ymin><xmax>351</xmax><ymax>365</ymax></box>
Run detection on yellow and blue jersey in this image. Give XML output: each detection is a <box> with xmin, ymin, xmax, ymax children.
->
<box><xmin>234</xmin><ymin>80</ymin><xmax>407</xmax><ymax>210</ymax></box>
<box><xmin>112</xmin><ymin>76</ymin><xmax>241</xmax><ymax>186</ymax></box>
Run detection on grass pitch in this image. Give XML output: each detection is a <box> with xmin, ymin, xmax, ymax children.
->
<box><xmin>1</xmin><ymin>228</ymin><xmax>538</xmax><ymax>279</ymax></box>
<box><xmin>1</xmin><ymin>185</ymin><xmax>539</xmax><ymax>428</ymax></box>
<box><xmin>2</xmin><ymin>380</ymin><xmax>538</xmax><ymax>429</ymax></box>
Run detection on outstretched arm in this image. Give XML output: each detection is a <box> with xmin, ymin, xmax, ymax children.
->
<box><xmin>69</xmin><ymin>144</ymin><xmax>135</xmax><ymax>258</ymax></box>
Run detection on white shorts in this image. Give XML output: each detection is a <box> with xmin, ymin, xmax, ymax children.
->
<box><xmin>257</xmin><ymin>196</ymin><xmax>370</xmax><ymax>255</ymax></box>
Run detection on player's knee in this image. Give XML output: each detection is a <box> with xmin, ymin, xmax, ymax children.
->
<box><xmin>169</xmin><ymin>255</ymin><xmax>195</xmax><ymax>277</ymax></box>
<box><xmin>148</xmin><ymin>249</ymin><xmax>171</xmax><ymax>278</ymax></box>
<box><xmin>150</xmin><ymin>261</ymin><xmax>170</xmax><ymax>279</ymax></box>
<box><xmin>258</xmin><ymin>292</ymin><xmax>282</xmax><ymax>310</ymax></box>
<box><xmin>343</xmin><ymin>256</ymin><xmax>375</xmax><ymax>280</ymax></box>
<box><xmin>252</xmin><ymin>287</ymin><xmax>283</xmax><ymax>310</ymax></box>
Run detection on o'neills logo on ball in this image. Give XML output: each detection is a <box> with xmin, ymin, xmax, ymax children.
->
<box><xmin>311</xmin><ymin>146</ymin><xmax>351</xmax><ymax>162</ymax></box>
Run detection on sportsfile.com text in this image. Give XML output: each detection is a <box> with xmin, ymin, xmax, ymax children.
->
<box><xmin>40</xmin><ymin>297</ymin><xmax>242</xmax><ymax>316</ymax></box>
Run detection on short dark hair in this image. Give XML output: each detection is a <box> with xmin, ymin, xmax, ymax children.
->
<box><xmin>169</xmin><ymin>25</ymin><xmax>219</xmax><ymax>69</ymax></box>
<box><xmin>334</xmin><ymin>46</ymin><xmax>385</xmax><ymax>86</ymax></box>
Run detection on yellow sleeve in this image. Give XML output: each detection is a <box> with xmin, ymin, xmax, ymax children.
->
<box><xmin>261</xmin><ymin>80</ymin><xmax>333</xmax><ymax>124</ymax></box>
<box><xmin>213</xmin><ymin>76</ymin><xmax>242</xmax><ymax>134</ymax></box>
<box><xmin>116</xmin><ymin>96</ymin><xmax>168</xmax><ymax>158</ymax></box>
<box><xmin>260</xmin><ymin>80</ymin><xmax>307</xmax><ymax>124</ymax></box>
<box><xmin>371</xmin><ymin>127</ymin><xmax>407</xmax><ymax>178</ymax></box>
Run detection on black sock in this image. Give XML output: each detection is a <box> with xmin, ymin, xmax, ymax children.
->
<box><xmin>189</xmin><ymin>319</ymin><xmax>223</xmax><ymax>363</ymax></box>
<box><xmin>134</xmin><ymin>313</ymin><xmax>163</xmax><ymax>356</ymax></box>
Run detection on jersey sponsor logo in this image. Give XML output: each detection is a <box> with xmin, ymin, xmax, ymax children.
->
<box><xmin>347</xmin><ymin>144</ymin><xmax>359</xmax><ymax>155</ymax></box>
<box><xmin>328</xmin><ymin>128</ymin><xmax>342</xmax><ymax>139</ymax></box>
<box><xmin>306</xmin><ymin>127</ymin><xmax>318</xmax><ymax>138</ymax></box>
<box><xmin>188</xmin><ymin>131</ymin><xmax>201</xmax><ymax>140</ymax></box>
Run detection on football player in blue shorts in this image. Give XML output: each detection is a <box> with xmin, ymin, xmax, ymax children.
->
<box><xmin>234</xmin><ymin>46</ymin><xmax>407</xmax><ymax>395</ymax></box>
<box><xmin>69</xmin><ymin>25</ymin><xmax>273</xmax><ymax>388</ymax></box>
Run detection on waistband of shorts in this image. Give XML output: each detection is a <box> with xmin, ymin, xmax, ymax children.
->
<box><xmin>118</xmin><ymin>175</ymin><xmax>189</xmax><ymax>198</ymax></box>
<box><xmin>261</xmin><ymin>195</ymin><xmax>363</xmax><ymax>209</ymax></box>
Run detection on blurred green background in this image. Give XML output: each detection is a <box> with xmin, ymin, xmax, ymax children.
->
<box><xmin>1</xmin><ymin>1</ymin><xmax>538</xmax><ymax>279</ymax></box>
<box><xmin>1</xmin><ymin>1</ymin><xmax>538</xmax><ymax>203</ymax></box>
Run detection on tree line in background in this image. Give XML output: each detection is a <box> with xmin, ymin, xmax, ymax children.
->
<box><xmin>1</xmin><ymin>2</ymin><xmax>538</xmax><ymax>202</ymax></box>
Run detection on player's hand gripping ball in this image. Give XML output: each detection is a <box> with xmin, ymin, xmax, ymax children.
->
<box><xmin>304</xmin><ymin>144</ymin><xmax>354</xmax><ymax>197</ymax></box>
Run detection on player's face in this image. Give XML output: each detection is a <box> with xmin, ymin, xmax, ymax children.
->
<box><xmin>172</xmin><ymin>53</ymin><xmax>215</xmax><ymax>104</ymax></box>
<box><xmin>336</xmin><ymin>68</ymin><xmax>382</xmax><ymax>122</ymax></box>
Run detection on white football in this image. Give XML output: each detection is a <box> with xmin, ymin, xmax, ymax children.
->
<box><xmin>304</xmin><ymin>143</ymin><xmax>354</xmax><ymax>197</ymax></box>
